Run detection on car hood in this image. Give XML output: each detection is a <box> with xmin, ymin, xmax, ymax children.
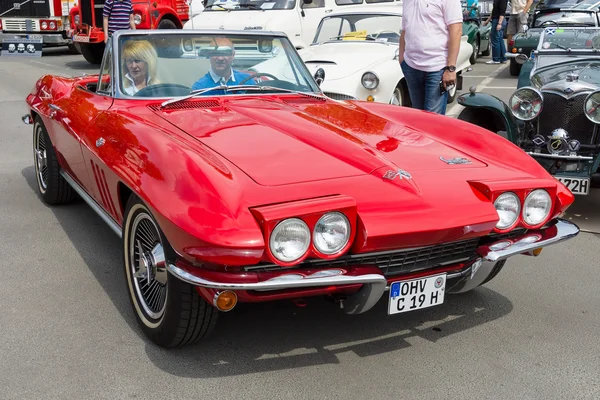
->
<box><xmin>531</xmin><ymin>59</ymin><xmax>600</xmax><ymax>92</ymax></box>
<box><xmin>300</xmin><ymin>43</ymin><xmax>395</xmax><ymax>80</ymax></box>
<box><xmin>150</xmin><ymin>97</ymin><xmax>486</xmax><ymax>187</ymax></box>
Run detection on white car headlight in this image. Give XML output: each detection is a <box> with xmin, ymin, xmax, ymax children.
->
<box><xmin>584</xmin><ymin>90</ymin><xmax>600</xmax><ymax>123</ymax></box>
<box><xmin>313</xmin><ymin>212</ymin><xmax>350</xmax><ymax>255</ymax></box>
<box><xmin>362</xmin><ymin>72</ymin><xmax>379</xmax><ymax>90</ymax></box>
<box><xmin>269</xmin><ymin>218</ymin><xmax>311</xmax><ymax>262</ymax></box>
<box><xmin>41</xmin><ymin>21</ymin><xmax>48</xmax><ymax>29</ymax></box>
<box><xmin>509</xmin><ymin>87</ymin><xmax>543</xmax><ymax>121</ymax></box>
<box><xmin>523</xmin><ymin>189</ymin><xmax>551</xmax><ymax>226</ymax></box>
<box><xmin>134</xmin><ymin>14</ymin><xmax>142</xmax><ymax>25</ymax></box>
<box><xmin>494</xmin><ymin>192</ymin><xmax>520</xmax><ymax>229</ymax></box>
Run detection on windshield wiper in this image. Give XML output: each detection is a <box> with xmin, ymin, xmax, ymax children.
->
<box><xmin>236</xmin><ymin>3</ymin><xmax>262</xmax><ymax>9</ymax></box>
<box><xmin>552</xmin><ymin>43</ymin><xmax>571</xmax><ymax>51</ymax></box>
<box><xmin>160</xmin><ymin>84</ymin><xmax>324</xmax><ymax>108</ymax></box>
<box><xmin>206</xmin><ymin>4</ymin><xmax>231</xmax><ymax>10</ymax></box>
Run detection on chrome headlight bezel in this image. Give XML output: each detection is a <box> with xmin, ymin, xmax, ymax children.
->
<box><xmin>509</xmin><ymin>86</ymin><xmax>543</xmax><ymax>121</ymax></box>
<box><xmin>361</xmin><ymin>72</ymin><xmax>379</xmax><ymax>90</ymax></box>
<box><xmin>313</xmin><ymin>212</ymin><xmax>351</xmax><ymax>255</ymax></box>
<box><xmin>522</xmin><ymin>189</ymin><xmax>552</xmax><ymax>226</ymax></box>
<box><xmin>133</xmin><ymin>14</ymin><xmax>142</xmax><ymax>25</ymax></box>
<box><xmin>584</xmin><ymin>90</ymin><xmax>600</xmax><ymax>124</ymax></box>
<box><xmin>269</xmin><ymin>218</ymin><xmax>311</xmax><ymax>263</ymax></box>
<box><xmin>494</xmin><ymin>192</ymin><xmax>521</xmax><ymax>230</ymax></box>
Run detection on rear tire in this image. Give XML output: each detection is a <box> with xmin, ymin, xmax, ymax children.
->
<box><xmin>78</xmin><ymin>43</ymin><xmax>104</xmax><ymax>64</ymax></box>
<box><xmin>510</xmin><ymin>59</ymin><xmax>521</xmax><ymax>76</ymax></box>
<box><xmin>32</xmin><ymin>116</ymin><xmax>77</xmax><ymax>205</ymax></box>
<box><xmin>68</xmin><ymin>43</ymin><xmax>80</xmax><ymax>54</ymax></box>
<box><xmin>470</xmin><ymin>36</ymin><xmax>480</xmax><ymax>64</ymax></box>
<box><xmin>122</xmin><ymin>195</ymin><xmax>218</xmax><ymax>348</ymax></box>
<box><xmin>481</xmin><ymin>39</ymin><xmax>490</xmax><ymax>56</ymax></box>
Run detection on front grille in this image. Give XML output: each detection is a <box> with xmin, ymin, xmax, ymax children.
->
<box><xmin>324</xmin><ymin>92</ymin><xmax>357</xmax><ymax>101</ymax></box>
<box><xmin>3</xmin><ymin>19</ymin><xmax>29</xmax><ymax>31</ymax></box>
<box><xmin>539</xmin><ymin>92</ymin><xmax>595</xmax><ymax>144</ymax></box>
<box><xmin>246</xmin><ymin>238</ymin><xmax>481</xmax><ymax>277</ymax></box>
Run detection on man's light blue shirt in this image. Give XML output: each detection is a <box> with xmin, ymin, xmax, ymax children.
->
<box><xmin>191</xmin><ymin>68</ymin><xmax>256</xmax><ymax>93</ymax></box>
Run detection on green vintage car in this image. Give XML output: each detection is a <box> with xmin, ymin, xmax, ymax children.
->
<box><xmin>457</xmin><ymin>27</ymin><xmax>600</xmax><ymax>196</ymax></box>
<box><xmin>462</xmin><ymin>1</ymin><xmax>492</xmax><ymax>63</ymax></box>
<box><xmin>507</xmin><ymin>4</ymin><xmax>600</xmax><ymax>76</ymax></box>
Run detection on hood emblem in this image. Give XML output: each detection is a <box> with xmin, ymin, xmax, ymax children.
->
<box><xmin>383</xmin><ymin>169</ymin><xmax>412</xmax><ymax>180</ymax></box>
<box><xmin>440</xmin><ymin>156</ymin><xmax>472</xmax><ymax>165</ymax></box>
<box><xmin>564</xmin><ymin>87</ymin><xmax>574</xmax><ymax>94</ymax></box>
<box><xmin>96</xmin><ymin>137</ymin><xmax>105</xmax><ymax>148</ymax></box>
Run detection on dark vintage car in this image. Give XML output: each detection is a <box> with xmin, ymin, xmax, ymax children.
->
<box><xmin>23</xmin><ymin>29</ymin><xmax>580</xmax><ymax>348</ymax></box>
<box><xmin>458</xmin><ymin>26</ymin><xmax>600</xmax><ymax>197</ymax></box>
<box><xmin>462</xmin><ymin>1</ymin><xmax>492</xmax><ymax>63</ymax></box>
<box><xmin>507</xmin><ymin>4</ymin><xmax>600</xmax><ymax>76</ymax></box>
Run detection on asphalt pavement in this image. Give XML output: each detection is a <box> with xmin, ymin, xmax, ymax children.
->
<box><xmin>0</xmin><ymin>47</ymin><xmax>599</xmax><ymax>400</ymax></box>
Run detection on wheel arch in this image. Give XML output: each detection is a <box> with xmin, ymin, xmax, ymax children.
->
<box><xmin>457</xmin><ymin>92</ymin><xmax>520</xmax><ymax>142</ymax></box>
<box><xmin>157</xmin><ymin>12</ymin><xmax>183</xmax><ymax>29</ymax></box>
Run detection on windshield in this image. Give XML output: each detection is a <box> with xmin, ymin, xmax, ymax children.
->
<box><xmin>569</xmin><ymin>0</ymin><xmax>600</xmax><ymax>9</ymax></box>
<box><xmin>312</xmin><ymin>14</ymin><xmax>401</xmax><ymax>44</ymax></box>
<box><xmin>204</xmin><ymin>0</ymin><xmax>296</xmax><ymax>11</ymax></box>
<box><xmin>115</xmin><ymin>33</ymin><xmax>320</xmax><ymax>99</ymax></box>
<box><xmin>534</xmin><ymin>10</ymin><xmax>597</xmax><ymax>26</ymax></box>
<box><xmin>538</xmin><ymin>27</ymin><xmax>600</xmax><ymax>50</ymax></box>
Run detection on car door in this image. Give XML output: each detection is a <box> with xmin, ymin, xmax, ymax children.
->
<box><xmin>77</xmin><ymin>42</ymin><xmax>126</xmax><ymax>224</ymax></box>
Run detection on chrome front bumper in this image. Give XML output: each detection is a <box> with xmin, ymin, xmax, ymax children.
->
<box><xmin>168</xmin><ymin>218</ymin><xmax>579</xmax><ymax>313</ymax></box>
<box><xmin>0</xmin><ymin>32</ymin><xmax>70</xmax><ymax>45</ymax></box>
<box><xmin>505</xmin><ymin>52</ymin><xmax>520</xmax><ymax>59</ymax></box>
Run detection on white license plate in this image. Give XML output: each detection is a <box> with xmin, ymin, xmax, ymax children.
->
<box><xmin>388</xmin><ymin>273</ymin><xmax>446</xmax><ymax>315</ymax></box>
<box><xmin>73</xmin><ymin>35</ymin><xmax>90</xmax><ymax>42</ymax></box>
<box><xmin>27</xmin><ymin>34</ymin><xmax>43</xmax><ymax>40</ymax></box>
<box><xmin>555</xmin><ymin>176</ymin><xmax>590</xmax><ymax>195</ymax></box>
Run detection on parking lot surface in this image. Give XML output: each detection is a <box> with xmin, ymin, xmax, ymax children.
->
<box><xmin>1</xmin><ymin>48</ymin><xmax>599</xmax><ymax>399</ymax></box>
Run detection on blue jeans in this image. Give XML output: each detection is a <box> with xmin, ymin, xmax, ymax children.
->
<box><xmin>491</xmin><ymin>18</ymin><xmax>507</xmax><ymax>62</ymax></box>
<box><xmin>400</xmin><ymin>60</ymin><xmax>448</xmax><ymax>115</ymax></box>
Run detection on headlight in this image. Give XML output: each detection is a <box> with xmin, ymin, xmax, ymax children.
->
<box><xmin>49</xmin><ymin>21</ymin><xmax>56</xmax><ymax>29</ymax></box>
<box><xmin>41</xmin><ymin>21</ymin><xmax>48</xmax><ymax>29</ymax></box>
<box><xmin>584</xmin><ymin>90</ymin><xmax>600</xmax><ymax>123</ymax></box>
<box><xmin>362</xmin><ymin>72</ymin><xmax>379</xmax><ymax>90</ymax></box>
<box><xmin>313</xmin><ymin>212</ymin><xmax>350</xmax><ymax>255</ymax></box>
<box><xmin>509</xmin><ymin>87</ymin><xmax>543</xmax><ymax>121</ymax></box>
<box><xmin>523</xmin><ymin>189</ymin><xmax>551</xmax><ymax>226</ymax></box>
<box><xmin>134</xmin><ymin>14</ymin><xmax>142</xmax><ymax>25</ymax></box>
<box><xmin>269</xmin><ymin>218</ymin><xmax>311</xmax><ymax>262</ymax></box>
<box><xmin>494</xmin><ymin>192</ymin><xmax>520</xmax><ymax>229</ymax></box>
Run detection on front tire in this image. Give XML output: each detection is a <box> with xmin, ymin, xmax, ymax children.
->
<box><xmin>510</xmin><ymin>59</ymin><xmax>521</xmax><ymax>76</ymax></box>
<box><xmin>470</xmin><ymin>36</ymin><xmax>480</xmax><ymax>64</ymax></box>
<box><xmin>122</xmin><ymin>196</ymin><xmax>218</xmax><ymax>347</ymax></box>
<box><xmin>33</xmin><ymin>116</ymin><xmax>77</xmax><ymax>205</ymax></box>
<box><xmin>77</xmin><ymin>43</ymin><xmax>104</xmax><ymax>64</ymax></box>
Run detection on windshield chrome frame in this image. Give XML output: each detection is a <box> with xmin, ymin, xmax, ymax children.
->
<box><xmin>535</xmin><ymin>26</ymin><xmax>600</xmax><ymax>54</ymax></box>
<box><xmin>111</xmin><ymin>29</ymin><xmax>323</xmax><ymax>100</ymax></box>
<box><xmin>311</xmin><ymin>11</ymin><xmax>402</xmax><ymax>45</ymax></box>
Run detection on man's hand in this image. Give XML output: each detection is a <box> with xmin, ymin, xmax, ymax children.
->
<box><xmin>442</xmin><ymin>69</ymin><xmax>456</xmax><ymax>89</ymax></box>
<box><xmin>496</xmin><ymin>23</ymin><xmax>502</xmax><ymax>31</ymax></box>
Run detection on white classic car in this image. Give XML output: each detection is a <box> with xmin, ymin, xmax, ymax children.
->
<box><xmin>298</xmin><ymin>6</ymin><xmax>473</xmax><ymax>105</ymax></box>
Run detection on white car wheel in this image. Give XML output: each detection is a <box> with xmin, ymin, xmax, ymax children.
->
<box><xmin>390</xmin><ymin>87</ymin><xmax>403</xmax><ymax>106</ymax></box>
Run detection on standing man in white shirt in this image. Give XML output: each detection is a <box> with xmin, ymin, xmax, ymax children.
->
<box><xmin>506</xmin><ymin>0</ymin><xmax>533</xmax><ymax>45</ymax></box>
<box><xmin>398</xmin><ymin>0</ymin><xmax>463</xmax><ymax>115</ymax></box>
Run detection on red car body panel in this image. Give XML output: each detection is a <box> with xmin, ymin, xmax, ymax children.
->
<box><xmin>26</xmin><ymin>74</ymin><xmax>576</xmax><ymax>278</ymax></box>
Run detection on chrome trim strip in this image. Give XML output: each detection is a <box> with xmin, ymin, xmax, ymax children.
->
<box><xmin>505</xmin><ymin>52</ymin><xmax>520</xmax><ymax>58</ymax></box>
<box><xmin>477</xmin><ymin>219</ymin><xmax>579</xmax><ymax>262</ymax></box>
<box><xmin>526</xmin><ymin>152</ymin><xmax>594</xmax><ymax>160</ymax></box>
<box><xmin>59</xmin><ymin>170</ymin><xmax>122</xmax><ymax>238</ymax></box>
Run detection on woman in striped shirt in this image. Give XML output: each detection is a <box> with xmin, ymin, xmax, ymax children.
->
<box><xmin>103</xmin><ymin>0</ymin><xmax>136</xmax><ymax>43</ymax></box>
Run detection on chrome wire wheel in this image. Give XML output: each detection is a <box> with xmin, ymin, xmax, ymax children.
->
<box><xmin>33</xmin><ymin>123</ymin><xmax>49</xmax><ymax>193</ymax></box>
<box><xmin>129</xmin><ymin>212</ymin><xmax>168</xmax><ymax>321</ymax></box>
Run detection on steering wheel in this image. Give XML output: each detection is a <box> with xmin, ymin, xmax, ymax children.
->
<box><xmin>371</xmin><ymin>30</ymin><xmax>401</xmax><ymax>40</ymax></box>
<box><xmin>134</xmin><ymin>83</ymin><xmax>191</xmax><ymax>97</ymax></box>
<box><xmin>540</xmin><ymin>20</ymin><xmax>559</xmax><ymax>29</ymax></box>
<box><xmin>239</xmin><ymin>72</ymin><xmax>279</xmax><ymax>85</ymax></box>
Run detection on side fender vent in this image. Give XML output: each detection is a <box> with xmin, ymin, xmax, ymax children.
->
<box><xmin>148</xmin><ymin>100</ymin><xmax>220</xmax><ymax>111</ymax></box>
<box><xmin>282</xmin><ymin>96</ymin><xmax>327</xmax><ymax>105</ymax></box>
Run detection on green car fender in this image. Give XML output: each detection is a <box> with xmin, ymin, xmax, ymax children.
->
<box><xmin>456</xmin><ymin>90</ymin><xmax>521</xmax><ymax>143</ymax></box>
<box><xmin>517</xmin><ymin>59</ymin><xmax>535</xmax><ymax>88</ymax></box>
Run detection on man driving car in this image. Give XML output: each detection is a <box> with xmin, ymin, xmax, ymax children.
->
<box><xmin>191</xmin><ymin>37</ymin><xmax>256</xmax><ymax>92</ymax></box>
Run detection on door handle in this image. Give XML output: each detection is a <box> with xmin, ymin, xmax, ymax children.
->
<box><xmin>48</xmin><ymin>103</ymin><xmax>63</xmax><ymax>118</ymax></box>
<box><xmin>325</xmin><ymin>8</ymin><xmax>333</xmax><ymax>13</ymax></box>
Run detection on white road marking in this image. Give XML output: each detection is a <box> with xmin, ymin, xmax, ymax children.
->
<box><xmin>446</xmin><ymin>62</ymin><xmax>511</xmax><ymax>118</ymax></box>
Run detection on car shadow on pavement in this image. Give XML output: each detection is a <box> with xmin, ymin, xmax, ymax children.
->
<box><xmin>22</xmin><ymin>166</ymin><xmax>514</xmax><ymax>378</ymax></box>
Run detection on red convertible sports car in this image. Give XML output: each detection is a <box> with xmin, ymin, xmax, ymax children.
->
<box><xmin>24</xmin><ymin>29</ymin><xmax>580</xmax><ymax>348</ymax></box>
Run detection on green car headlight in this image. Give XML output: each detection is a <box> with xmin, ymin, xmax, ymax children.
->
<box><xmin>584</xmin><ymin>90</ymin><xmax>600</xmax><ymax>124</ymax></box>
<box><xmin>509</xmin><ymin>87</ymin><xmax>543</xmax><ymax>121</ymax></box>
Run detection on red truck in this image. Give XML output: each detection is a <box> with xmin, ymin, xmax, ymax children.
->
<box><xmin>0</xmin><ymin>0</ymin><xmax>78</xmax><ymax>52</ymax></box>
<box><xmin>70</xmin><ymin>0</ymin><xmax>190</xmax><ymax>64</ymax></box>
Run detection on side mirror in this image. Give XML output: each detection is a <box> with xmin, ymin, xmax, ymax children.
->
<box><xmin>515</xmin><ymin>54</ymin><xmax>529</xmax><ymax>64</ymax></box>
<box><xmin>314</xmin><ymin>68</ymin><xmax>325</xmax><ymax>86</ymax></box>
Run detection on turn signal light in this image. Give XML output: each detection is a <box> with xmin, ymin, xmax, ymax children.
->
<box><xmin>512</xmin><ymin>48</ymin><xmax>517</xmax><ymax>53</ymax></box>
<box><xmin>367</xmin><ymin>95</ymin><xmax>374</xmax><ymax>101</ymax></box>
<box><xmin>213</xmin><ymin>290</ymin><xmax>237</xmax><ymax>312</ymax></box>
